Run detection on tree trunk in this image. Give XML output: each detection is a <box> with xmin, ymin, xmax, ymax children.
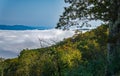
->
<box><xmin>106</xmin><ymin>2</ymin><xmax>120</xmax><ymax>75</ymax></box>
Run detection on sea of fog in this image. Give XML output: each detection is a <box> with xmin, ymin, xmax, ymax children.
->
<box><xmin>0</xmin><ymin>29</ymin><xmax>74</xmax><ymax>58</ymax></box>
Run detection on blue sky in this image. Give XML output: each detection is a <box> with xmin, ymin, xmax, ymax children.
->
<box><xmin>0</xmin><ymin>0</ymin><xmax>65</xmax><ymax>27</ymax></box>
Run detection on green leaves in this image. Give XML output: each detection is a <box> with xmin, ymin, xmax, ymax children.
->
<box><xmin>56</xmin><ymin>0</ymin><xmax>119</xmax><ymax>29</ymax></box>
<box><xmin>1</xmin><ymin>24</ymin><xmax>111</xmax><ymax>76</ymax></box>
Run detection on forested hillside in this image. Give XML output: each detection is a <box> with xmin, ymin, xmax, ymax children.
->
<box><xmin>0</xmin><ymin>24</ymin><xmax>114</xmax><ymax>76</ymax></box>
<box><xmin>56</xmin><ymin>0</ymin><xmax>120</xmax><ymax>75</ymax></box>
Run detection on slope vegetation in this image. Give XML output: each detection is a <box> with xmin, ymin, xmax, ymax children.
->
<box><xmin>0</xmin><ymin>24</ymin><xmax>109</xmax><ymax>76</ymax></box>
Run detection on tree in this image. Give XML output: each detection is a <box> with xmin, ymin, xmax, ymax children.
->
<box><xmin>1</xmin><ymin>25</ymin><xmax>108</xmax><ymax>76</ymax></box>
<box><xmin>0</xmin><ymin>58</ymin><xmax>5</xmax><ymax>76</ymax></box>
<box><xmin>56</xmin><ymin>0</ymin><xmax>120</xmax><ymax>75</ymax></box>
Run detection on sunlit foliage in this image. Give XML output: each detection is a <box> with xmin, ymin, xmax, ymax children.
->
<box><xmin>0</xmin><ymin>24</ymin><xmax>111</xmax><ymax>76</ymax></box>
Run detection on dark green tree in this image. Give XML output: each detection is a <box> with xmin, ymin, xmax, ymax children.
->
<box><xmin>0</xmin><ymin>58</ymin><xmax>5</xmax><ymax>76</ymax></box>
<box><xmin>56</xmin><ymin>0</ymin><xmax>120</xmax><ymax>75</ymax></box>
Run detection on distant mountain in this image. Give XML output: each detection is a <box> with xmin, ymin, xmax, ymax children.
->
<box><xmin>0</xmin><ymin>25</ymin><xmax>52</xmax><ymax>30</ymax></box>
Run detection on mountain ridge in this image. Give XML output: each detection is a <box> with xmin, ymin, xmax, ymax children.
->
<box><xmin>0</xmin><ymin>25</ymin><xmax>52</xmax><ymax>30</ymax></box>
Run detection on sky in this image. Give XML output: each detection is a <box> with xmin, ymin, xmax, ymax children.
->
<box><xmin>0</xmin><ymin>0</ymin><xmax>103</xmax><ymax>58</ymax></box>
<box><xmin>0</xmin><ymin>0</ymin><xmax>65</xmax><ymax>27</ymax></box>
<box><xmin>0</xmin><ymin>0</ymin><xmax>75</xmax><ymax>58</ymax></box>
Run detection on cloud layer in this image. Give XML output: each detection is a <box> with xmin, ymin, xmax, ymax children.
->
<box><xmin>0</xmin><ymin>29</ymin><xmax>74</xmax><ymax>58</ymax></box>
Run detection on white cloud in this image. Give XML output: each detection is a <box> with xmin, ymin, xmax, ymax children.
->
<box><xmin>0</xmin><ymin>29</ymin><xmax>74</xmax><ymax>58</ymax></box>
